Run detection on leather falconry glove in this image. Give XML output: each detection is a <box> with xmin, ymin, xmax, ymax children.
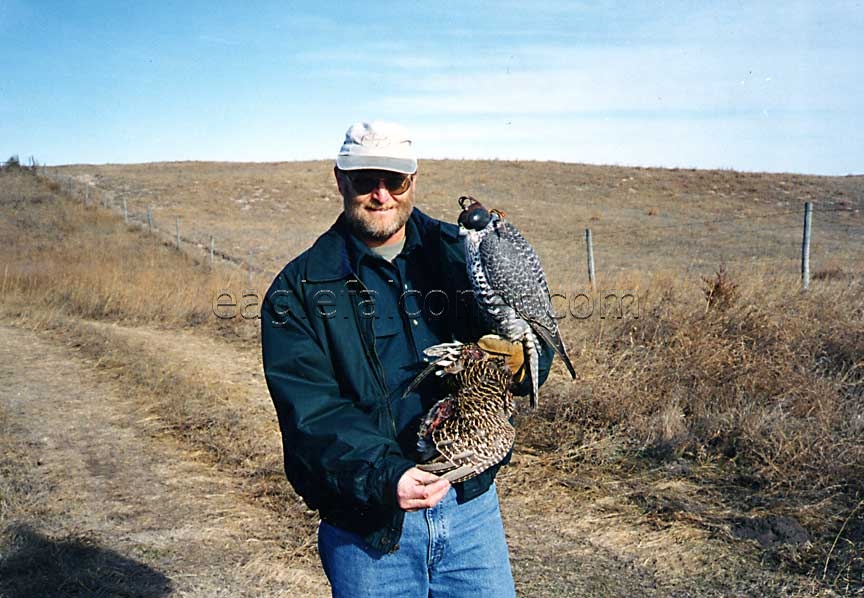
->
<box><xmin>476</xmin><ymin>334</ymin><xmax>526</xmax><ymax>383</ymax></box>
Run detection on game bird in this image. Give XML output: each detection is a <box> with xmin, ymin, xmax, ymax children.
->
<box><xmin>406</xmin><ymin>336</ymin><xmax>523</xmax><ymax>483</ymax></box>
<box><xmin>458</xmin><ymin>195</ymin><xmax>577</xmax><ymax>407</ymax></box>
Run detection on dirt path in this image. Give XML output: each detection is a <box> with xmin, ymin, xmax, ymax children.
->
<box><xmin>0</xmin><ymin>324</ymin><xmax>328</xmax><ymax>597</ymax></box>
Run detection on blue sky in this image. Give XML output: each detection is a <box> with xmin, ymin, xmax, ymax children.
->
<box><xmin>1</xmin><ymin>1</ymin><xmax>861</xmax><ymax>174</ymax></box>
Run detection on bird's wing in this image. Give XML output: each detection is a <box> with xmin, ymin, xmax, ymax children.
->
<box><xmin>425</xmin><ymin>414</ymin><xmax>516</xmax><ymax>483</ymax></box>
<box><xmin>401</xmin><ymin>342</ymin><xmax>466</xmax><ymax>399</ymax></box>
<box><xmin>478</xmin><ymin>221</ymin><xmax>556</xmax><ymax>333</ymax></box>
<box><xmin>478</xmin><ymin>220</ymin><xmax>577</xmax><ymax>379</ymax></box>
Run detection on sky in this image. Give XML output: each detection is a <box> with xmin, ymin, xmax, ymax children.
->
<box><xmin>1</xmin><ymin>1</ymin><xmax>862</xmax><ymax>175</ymax></box>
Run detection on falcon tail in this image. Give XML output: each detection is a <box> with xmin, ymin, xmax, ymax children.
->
<box><xmin>532</xmin><ymin>324</ymin><xmax>577</xmax><ymax>380</ymax></box>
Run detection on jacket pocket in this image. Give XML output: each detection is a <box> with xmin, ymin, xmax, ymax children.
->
<box><xmin>372</xmin><ymin>314</ymin><xmax>401</xmax><ymax>339</ymax></box>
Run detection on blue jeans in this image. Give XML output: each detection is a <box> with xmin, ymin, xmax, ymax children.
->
<box><xmin>317</xmin><ymin>484</ymin><xmax>515</xmax><ymax>597</ymax></box>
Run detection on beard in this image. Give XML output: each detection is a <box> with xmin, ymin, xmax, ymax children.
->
<box><xmin>344</xmin><ymin>199</ymin><xmax>414</xmax><ymax>244</ymax></box>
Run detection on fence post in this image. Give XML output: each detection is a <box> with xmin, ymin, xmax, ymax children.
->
<box><xmin>801</xmin><ymin>202</ymin><xmax>812</xmax><ymax>289</ymax></box>
<box><xmin>175</xmin><ymin>217</ymin><xmax>181</xmax><ymax>250</ymax></box>
<box><xmin>123</xmin><ymin>197</ymin><xmax>128</xmax><ymax>224</ymax></box>
<box><xmin>585</xmin><ymin>228</ymin><xmax>596</xmax><ymax>292</ymax></box>
<box><xmin>209</xmin><ymin>236</ymin><xmax>214</xmax><ymax>269</ymax></box>
<box><xmin>147</xmin><ymin>207</ymin><xmax>153</xmax><ymax>231</ymax></box>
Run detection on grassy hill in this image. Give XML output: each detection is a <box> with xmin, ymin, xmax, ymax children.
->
<box><xmin>51</xmin><ymin>159</ymin><xmax>863</xmax><ymax>285</ymax></box>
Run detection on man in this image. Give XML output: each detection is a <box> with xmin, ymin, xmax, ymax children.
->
<box><xmin>261</xmin><ymin>121</ymin><xmax>551</xmax><ymax>597</ymax></box>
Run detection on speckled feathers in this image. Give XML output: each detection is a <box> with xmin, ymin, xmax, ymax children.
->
<box><xmin>458</xmin><ymin>196</ymin><xmax>576</xmax><ymax>407</ymax></box>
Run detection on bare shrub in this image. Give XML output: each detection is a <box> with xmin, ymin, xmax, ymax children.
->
<box><xmin>702</xmin><ymin>262</ymin><xmax>738</xmax><ymax>312</ymax></box>
<box><xmin>2</xmin><ymin>155</ymin><xmax>39</xmax><ymax>174</ymax></box>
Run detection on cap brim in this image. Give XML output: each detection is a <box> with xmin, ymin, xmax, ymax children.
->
<box><xmin>336</xmin><ymin>154</ymin><xmax>417</xmax><ymax>174</ymax></box>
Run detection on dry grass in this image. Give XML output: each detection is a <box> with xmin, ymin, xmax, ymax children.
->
<box><xmin>4</xmin><ymin>163</ymin><xmax>864</xmax><ymax>594</ymax></box>
<box><xmin>0</xmin><ymin>172</ymin><xmax>290</xmax><ymax>495</ymax></box>
<box><xmin>0</xmin><ymin>169</ymin><xmax>265</xmax><ymax>330</ymax></box>
<box><xmin>53</xmin><ymin>160</ymin><xmax>864</xmax><ymax>289</ymax></box>
<box><xmin>0</xmin><ymin>169</ymin><xmax>307</xmax><ymax>530</ymax></box>
<box><xmin>0</xmin><ymin>322</ymin><xmax>327</xmax><ymax>596</ymax></box>
<box><xmin>42</xmin><ymin>317</ymin><xmax>317</xmax><ymax>548</ymax></box>
<box><xmin>519</xmin><ymin>266</ymin><xmax>864</xmax><ymax>590</ymax></box>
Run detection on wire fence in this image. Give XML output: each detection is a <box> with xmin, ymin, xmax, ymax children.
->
<box><xmin>37</xmin><ymin>166</ymin><xmax>863</xmax><ymax>291</ymax></box>
<box><xmin>39</xmin><ymin>167</ymin><xmax>273</xmax><ymax>284</ymax></box>
<box><xmin>587</xmin><ymin>202</ymin><xmax>862</xmax><ymax>285</ymax></box>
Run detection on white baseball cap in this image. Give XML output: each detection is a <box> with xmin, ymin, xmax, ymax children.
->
<box><xmin>336</xmin><ymin>121</ymin><xmax>417</xmax><ymax>174</ymax></box>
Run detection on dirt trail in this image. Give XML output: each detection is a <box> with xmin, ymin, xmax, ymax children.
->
<box><xmin>0</xmin><ymin>324</ymin><xmax>328</xmax><ymax>597</ymax></box>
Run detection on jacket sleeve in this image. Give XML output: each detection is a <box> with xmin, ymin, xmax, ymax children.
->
<box><xmin>261</xmin><ymin>275</ymin><xmax>416</xmax><ymax>510</ymax></box>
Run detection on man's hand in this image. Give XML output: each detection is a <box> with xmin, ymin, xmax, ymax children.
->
<box><xmin>396</xmin><ymin>467</ymin><xmax>451</xmax><ymax>512</ymax></box>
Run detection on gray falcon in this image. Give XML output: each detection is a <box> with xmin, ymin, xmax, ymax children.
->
<box><xmin>457</xmin><ymin>195</ymin><xmax>576</xmax><ymax>407</ymax></box>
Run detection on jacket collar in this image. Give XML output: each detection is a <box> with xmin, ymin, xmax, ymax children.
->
<box><xmin>304</xmin><ymin>207</ymin><xmax>460</xmax><ymax>283</ymax></box>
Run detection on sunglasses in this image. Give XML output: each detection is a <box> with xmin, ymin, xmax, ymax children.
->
<box><xmin>346</xmin><ymin>170</ymin><xmax>413</xmax><ymax>195</ymax></box>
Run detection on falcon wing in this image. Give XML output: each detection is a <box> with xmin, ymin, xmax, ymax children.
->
<box><xmin>478</xmin><ymin>221</ymin><xmax>556</xmax><ymax>334</ymax></box>
<box><xmin>478</xmin><ymin>220</ymin><xmax>576</xmax><ymax>379</ymax></box>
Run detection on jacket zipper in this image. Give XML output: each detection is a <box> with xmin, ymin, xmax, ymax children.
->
<box><xmin>348</xmin><ymin>276</ymin><xmax>399</xmax><ymax>438</ymax></box>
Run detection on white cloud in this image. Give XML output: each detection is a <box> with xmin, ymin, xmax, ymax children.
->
<box><xmin>360</xmin><ymin>3</ymin><xmax>863</xmax><ymax>175</ymax></box>
<box><xmin>378</xmin><ymin>43</ymin><xmax>859</xmax><ymax>118</ymax></box>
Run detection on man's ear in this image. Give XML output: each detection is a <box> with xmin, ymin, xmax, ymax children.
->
<box><xmin>334</xmin><ymin>167</ymin><xmax>345</xmax><ymax>195</ymax></box>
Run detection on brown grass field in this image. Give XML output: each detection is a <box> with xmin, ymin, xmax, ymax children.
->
<box><xmin>1</xmin><ymin>160</ymin><xmax>862</xmax><ymax>596</ymax></box>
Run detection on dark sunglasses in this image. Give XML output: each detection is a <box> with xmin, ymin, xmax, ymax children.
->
<box><xmin>346</xmin><ymin>170</ymin><xmax>413</xmax><ymax>195</ymax></box>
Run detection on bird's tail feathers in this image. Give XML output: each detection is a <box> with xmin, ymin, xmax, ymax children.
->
<box><xmin>532</xmin><ymin>325</ymin><xmax>578</xmax><ymax>380</ymax></box>
<box><xmin>525</xmin><ymin>339</ymin><xmax>539</xmax><ymax>409</ymax></box>
<box><xmin>401</xmin><ymin>342</ymin><xmax>467</xmax><ymax>399</ymax></box>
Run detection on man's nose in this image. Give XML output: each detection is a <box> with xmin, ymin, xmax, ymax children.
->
<box><xmin>370</xmin><ymin>179</ymin><xmax>392</xmax><ymax>201</ymax></box>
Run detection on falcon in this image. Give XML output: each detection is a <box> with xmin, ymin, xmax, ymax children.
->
<box><xmin>458</xmin><ymin>195</ymin><xmax>576</xmax><ymax>407</ymax></box>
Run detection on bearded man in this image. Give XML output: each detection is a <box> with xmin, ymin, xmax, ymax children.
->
<box><xmin>261</xmin><ymin>121</ymin><xmax>551</xmax><ymax>597</ymax></box>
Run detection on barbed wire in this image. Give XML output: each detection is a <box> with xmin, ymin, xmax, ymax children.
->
<box><xmin>592</xmin><ymin>206</ymin><xmax>859</xmax><ymax>241</ymax></box>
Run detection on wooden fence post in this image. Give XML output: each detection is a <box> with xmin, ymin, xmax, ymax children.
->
<box><xmin>801</xmin><ymin>202</ymin><xmax>812</xmax><ymax>289</ymax></box>
<box><xmin>586</xmin><ymin>228</ymin><xmax>596</xmax><ymax>292</ymax></box>
<box><xmin>175</xmin><ymin>217</ymin><xmax>181</xmax><ymax>250</ymax></box>
<box><xmin>123</xmin><ymin>197</ymin><xmax>128</xmax><ymax>224</ymax></box>
<box><xmin>209</xmin><ymin>236</ymin><xmax>214</xmax><ymax>269</ymax></box>
<box><xmin>147</xmin><ymin>207</ymin><xmax>153</xmax><ymax>231</ymax></box>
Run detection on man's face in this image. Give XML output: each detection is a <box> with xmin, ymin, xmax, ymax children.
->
<box><xmin>336</xmin><ymin>168</ymin><xmax>416</xmax><ymax>246</ymax></box>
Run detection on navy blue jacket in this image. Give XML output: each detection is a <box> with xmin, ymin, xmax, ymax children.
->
<box><xmin>261</xmin><ymin>207</ymin><xmax>552</xmax><ymax>553</ymax></box>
